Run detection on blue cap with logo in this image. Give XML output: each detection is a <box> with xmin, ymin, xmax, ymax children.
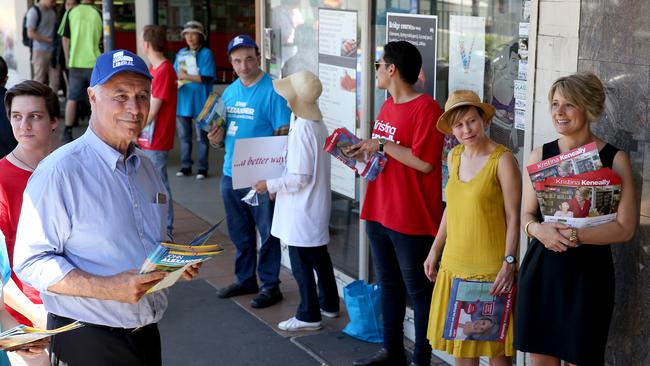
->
<box><xmin>227</xmin><ymin>35</ymin><xmax>258</xmax><ymax>55</ymax></box>
<box><xmin>90</xmin><ymin>49</ymin><xmax>152</xmax><ymax>87</ymax></box>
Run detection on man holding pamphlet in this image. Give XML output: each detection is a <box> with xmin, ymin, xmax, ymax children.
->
<box><xmin>207</xmin><ymin>35</ymin><xmax>291</xmax><ymax>309</ymax></box>
<box><xmin>13</xmin><ymin>50</ymin><xmax>201</xmax><ymax>366</ymax></box>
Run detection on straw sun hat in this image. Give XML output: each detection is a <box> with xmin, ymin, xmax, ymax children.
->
<box><xmin>180</xmin><ymin>21</ymin><xmax>206</xmax><ymax>38</ymax></box>
<box><xmin>272</xmin><ymin>71</ymin><xmax>323</xmax><ymax>121</ymax></box>
<box><xmin>436</xmin><ymin>90</ymin><xmax>496</xmax><ymax>134</ymax></box>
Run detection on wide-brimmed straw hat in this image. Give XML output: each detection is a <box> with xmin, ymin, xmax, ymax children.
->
<box><xmin>436</xmin><ymin>90</ymin><xmax>496</xmax><ymax>134</ymax></box>
<box><xmin>180</xmin><ymin>21</ymin><xmax>206</xmax><ymax>38</ymax></box>
<box><xmin>272</xmin><ymin>71</ymin><xmax>323</xmax><ymax>121</ymax></box>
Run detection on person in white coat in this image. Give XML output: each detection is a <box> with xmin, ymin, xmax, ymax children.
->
<box><xmin>254</xmin><ymin>70</ymin><xmax>339</xmax><ymax>331</ymax></box>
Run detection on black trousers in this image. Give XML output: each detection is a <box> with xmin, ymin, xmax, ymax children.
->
<box><xmin>48</xmin><ymin>313</ymin><xmax>161</xmax><ymax>366</ymax></box>
<box><xmin>288</xmin><ymin>245</ymin><xmax>340</xmax><ymax>322</ymax></box>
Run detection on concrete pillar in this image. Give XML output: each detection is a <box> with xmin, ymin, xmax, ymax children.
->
<box><xmin>135</xmin><ymin>0</ymin><xmax>155</xmax><ymax>59</ymax></box>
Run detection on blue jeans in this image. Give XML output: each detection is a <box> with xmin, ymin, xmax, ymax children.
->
<box><xmin>366</xmin><ymin>221</ymin><xmax>434</xmax><ymax>365</ymax></box>
<box><xmin>288</xmin><ymin>245</ymin><xmax>339</xmax><ymax>322</ymax></box>
<box><xmin>176</xmin><ymin>116</ymin><xmax>209</xmax><ymax>171</ymax></box>
<box><xmin>220</xmin><ymin>175</ymin><xmax>280</xmax><ymax>290</ymax></box>
<box><xmin>143</xmin><ymin>149</ymin><xmax>174</xmax><ymax>233</ymax></box>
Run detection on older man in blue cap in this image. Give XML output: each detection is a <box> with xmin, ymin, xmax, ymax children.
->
<box><xmin>208</xmin><ymin>35</ymin><xmax>291</xmax><ymax>308</ymax></box>
<box><xmin>14</xmin><ymin>49</ymin><xmax>201</xmax><ymax>366</ymax></box>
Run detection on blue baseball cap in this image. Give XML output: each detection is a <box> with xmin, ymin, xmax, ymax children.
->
<box><xmin>90</xmin><ymin>49</ymin><xmax>152</xmax><ymax>87</ymax></box>
<box><xmin>227</xmin><ymin>35</ymin><xmax>258</xmax><ymax>55</ymax></box>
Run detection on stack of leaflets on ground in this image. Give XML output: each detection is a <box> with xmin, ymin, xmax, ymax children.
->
<box><xmin>0</xmin><ymin>321</ymin><xmax>83</xmax><ymax>351</ymax></box>
<box><xmin>527</xmin><ymin>142</ymin><xmax>621</xmax><ymax>228</ymax></box>
<box><xmin>324</xmin><ymin>127</ymin><xmax>387</xmax><ymax>181</ymax></box>
<box><xmin>140</xmin><ymin>220</ymin><xmax>224</xmax><ymax>294</ymax></box>
<box><xmin>443</xmin><ymin>279</ymin><xmax>514</xmax><ymax>342</ymax></box>
<box><xmin>196</xmin><ymin>92</ymin><xmax>227</xmax><ymax>134</ymax></box>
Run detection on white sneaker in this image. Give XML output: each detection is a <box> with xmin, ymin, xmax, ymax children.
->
<box><xmin>278</xmin><ymin>317</ymin><xmax>322</xmax><ymax>331</ymax></box>
<box><xmin>196</xmin><ymin>173</ymin><xmax>206</xmax><ymax>180</ymax></box>
<box><xmin>320</xmin><ymin>309</ymin><xmax>340</xmax><ymax>318</ymax></box>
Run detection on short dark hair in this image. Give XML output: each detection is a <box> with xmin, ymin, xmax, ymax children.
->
<box><xmin>5</xmin><ymin>80</ymin><xmax>60</xmax><ymax>120</ymax></box>
<box><xmin>382</xmin><ymin>41</ymin><xmax>422</xmax><ymax>85</ymax></box>
<box><xmin>142</xmin><ymin>25</ymin><xmax>167</xmax><ymax>52</ymax></box>
<box><xmin>0</xmin><ymin>56</ymin><xmax>7</xmax><ymax>87</ymax></box>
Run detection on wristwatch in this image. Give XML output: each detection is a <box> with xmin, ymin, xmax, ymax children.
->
<box><xmin>504</xmin><ymin>255</ymin><xmax>517</xmax><ymax>264</ymax></box>
<box><xmin>378</xmin><ymin>137</ymin><xmax>386</xmax><ymax>152</ymax></box>
<box><xmin>569</xmin><ymin>228</ymin><xmax>579</xmax><ymax>245</ymax></box>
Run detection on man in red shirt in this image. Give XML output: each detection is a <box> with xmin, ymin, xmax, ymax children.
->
<box><xmin>350</xmin><ymin>41</ymin><xmax>444</xmax><ymax>366</ymax></box>
<box><xmin>140</xmin><ymin>25</ymin><xmax>178</xmax><ymax>236</ymax></box>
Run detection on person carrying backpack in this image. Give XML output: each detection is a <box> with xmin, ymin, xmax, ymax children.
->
<box><xmin>24</xmin><ymin>0</ymin><xmax>59</xmax><ymax>94</ymax></box>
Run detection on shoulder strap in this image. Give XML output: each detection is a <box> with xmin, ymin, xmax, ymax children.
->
<box><xmin>449</xmin><ymin>144</ymin><xmax>463</xmax><ymax>176</ymax></box>
<box><xmin>599</xmin><ymin>143</ymin><xmax>620</xmax><ymax>168</ymax></box>
<box><xmin>541</xmin><ymin>139</ymin><xmax>560</xmax><ymax>160</ymax></box>
<box><xmin>34</xmin><ymin>5</ymin><xmax>41</xmax><ymax>27</ymax></box>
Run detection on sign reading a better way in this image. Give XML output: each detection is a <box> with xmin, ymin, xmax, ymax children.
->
<box><xmin>232</xmin><ymin>136</ymin><xmax>288</xmax><ymax>189</ymax></box>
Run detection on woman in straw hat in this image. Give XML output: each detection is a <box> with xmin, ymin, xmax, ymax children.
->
<box><xmin>174</xmin><ymin>20</ymin><xmax>216</xmax><ymax>180</ymax></box>
<box><xmin>516</xmin><ymin>72</ymin><xmax>637</xmax><ymax>365</ymax></box>
<box><xmin>424</xmin><ymin>89</ymin><xmax>521</xmax><ymax>365</ymax></box>
<box><xmin>253</xmin><ymin>71</ymin><xmax>339</xmax><ymax>332</ymax></box>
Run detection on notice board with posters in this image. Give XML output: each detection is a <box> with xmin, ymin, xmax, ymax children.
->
<box><xmin>386</xmin><ymin>13</ymin><xmax>438</xmax><ymax>98</ymax></box>
<box><xmin>318</xmin><ymin>8</ymin><xmax>358</xmax><ymax>199</ymax></box>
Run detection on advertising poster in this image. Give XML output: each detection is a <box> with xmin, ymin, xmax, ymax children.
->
<box><xmin>318</xmin><ymin>8</ymin><xmax>358</xmax><ymax>199</ymax></box>
<box><xmin>386</xmin><ymin>13</ymin><xmax>438</xmax><ymax>98</ymax></box>
<box><xmin>448</xmin><ymin>16</ymin><xmax>486</xmax><ymax>100</ymax></box>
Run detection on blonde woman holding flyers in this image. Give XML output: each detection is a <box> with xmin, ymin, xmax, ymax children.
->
<box><xmin>515</xmin><ymin>72</ymin><xmax>638</xmax><ymax>366</ymax></box>
<box><xmin>424</xmin><ymin>90</ymin><xmax>521</xmax><ymax>366</ymax></box>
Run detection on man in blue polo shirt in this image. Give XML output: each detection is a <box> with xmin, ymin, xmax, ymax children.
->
<box><xmin>208</xmin><ymin>35</ymin><xmax>290</xmax><ymax>308</ymax></box>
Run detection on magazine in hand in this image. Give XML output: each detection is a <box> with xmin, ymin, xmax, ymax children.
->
<box><xmin>443</xmin><ymin>279</ymin><xmax>514</xmax><ymax>342</ymax></box>
<box><xmin>526</xmin><ymin>142</ymin><xmax>602</xmax><ymax>182</ymax></box>
<box><xmin>534</xmin><ymin>168</ymin><xmax>621</xmax><ymax>228</ymax></box>
<box><xmin>196</xmin><ymin>92</ymin><xmax>227</xmax><ymax>134</ymax></box>
<box><xmin>0</xmin><ymin>321</ymin><xmax>84</xmax><ymax>351</ymax></box>
<box><xmin>140</xmin><ymin>219</ymin><xmax>225</xmax><ymax>294</ymax></box>
<box><xmin>177</xmin><ymin>49</ymin><xmax>199</xmax><ymax>88</ymax></box>
<box><xmin>324</xmin><ymin>127</ymin><xmax>387</xmax><ymax>181</ymax></box>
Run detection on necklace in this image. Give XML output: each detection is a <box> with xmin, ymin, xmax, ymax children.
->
<box><xmin>10</xmin><ymin>151</ymin><xmax>37</xmax><ymax>171</ymax></box>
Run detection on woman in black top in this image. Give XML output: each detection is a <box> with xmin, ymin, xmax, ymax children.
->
<box><xmin>515</xmin><ymin>72</ymin><xmax>638</xmax><ymax>365</ymax></box>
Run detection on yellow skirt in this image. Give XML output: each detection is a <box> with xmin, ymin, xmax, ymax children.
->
<box><xmin>426</xmin><ymin>267</ymin><xmax>514</xmax><ymax>358</ymax></box>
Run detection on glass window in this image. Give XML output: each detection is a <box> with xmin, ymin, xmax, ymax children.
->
<box><xmin>265</xmin><ymin>0</ymin><xmax>366</xmax><ymax>278</ymax></box>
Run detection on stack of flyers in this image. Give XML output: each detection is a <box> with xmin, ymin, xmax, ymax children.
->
<box><xmin>0</xmin><ymin>321</ymin><xmax>84</xmax><ymax>351</ymax></box>
<box><xmin>534</xmin><ymin>168</ymin><xmax>621</xmax><ymax>228</ymax></box>
<box><xmin>140</xmin><ymin>219</ymin><xmax>225</xmax><ymax>294</ymax></box>
<box><xmin>196</xmin><ymin>92</ymin><xmax>227</xmax><ymax>134</ymax></box>
<box><xmin>324</xmin><ymin>127</ymin><xmax>388</xmax><ymax>181</ymax></box>
<box><xmin>177</xmin><ymin>50</ymin><xmax>198</xmax><ymax>88</ymax></box>
<box><xmin>443</xmin><ymin>279</ymin><xmax>514</xmax><ymax>342</ymax></box>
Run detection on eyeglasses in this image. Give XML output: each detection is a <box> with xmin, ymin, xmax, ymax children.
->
<box><xmin>374</xmin><ymin>61</ymin><xmax>392</xmax><ymax>71</ymax></box>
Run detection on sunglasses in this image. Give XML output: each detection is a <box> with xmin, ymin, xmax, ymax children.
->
<box><xmin>374</xmin><ymin>61</ymin><xmax>392</xmax><ymax>70</ymax></box>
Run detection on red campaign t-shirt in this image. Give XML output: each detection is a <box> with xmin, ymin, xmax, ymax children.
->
<box><xmin>145</xmin><ymin>60</ymin><xmax>178</xmax><ymax>151</ymax></box>
<box><xmin>0</xmin><ymin>158</ymin><xmax>42</xmax><ymax>326</ymax></box>
<box><xmin>360</xmin><ymin>94</ymin><xmax>445</xmax><ymax>236</ymax></box>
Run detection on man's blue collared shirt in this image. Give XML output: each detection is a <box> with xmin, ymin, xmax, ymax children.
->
<box><xmin>14</xmin><ymin>128</ymin><xmax>169</xmax><ymax>328</ymax></box>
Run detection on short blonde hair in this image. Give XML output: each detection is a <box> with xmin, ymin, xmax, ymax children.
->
<box><xmin>548</xmin><ymin>72</ymin><xmax>605</xmax><ymax>123</ymax></box>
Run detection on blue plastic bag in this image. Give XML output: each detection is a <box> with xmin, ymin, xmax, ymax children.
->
<box><xmin>342</xmin><ymin>280</ymin><xmax>383</xmax><ymax>343</ymax></box>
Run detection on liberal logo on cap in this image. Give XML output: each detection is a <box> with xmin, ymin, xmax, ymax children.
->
<box><xmin>227</xmin><ymin>34</ymin><xmax>258</xmax><ymax>55</ymax></box>
<box><xmin>112</xmin><ymin>51</ymin><xmax>134</xmax><ymax>68</ymax></box>
<box><xmin>90</xmin><ymin>49</ymin><xmax>152</xmax><ymax>87</ymax></box>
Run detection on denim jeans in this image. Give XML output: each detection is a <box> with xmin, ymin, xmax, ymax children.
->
<box><xmin>220</xmin><ymin>175</ymin><xmax>280</xmax><ymax>290</ymax></box>
<box><xmin>176</xmin><ymin>116</ymin><xmax>209</xmax><ymax>171</ymax></box>
<box><xmin>142</xmin><ymin>150</ymin><xmax>173</xmax><ymax>233</ymax></box>
<box><xmin>288</xmin><ymin>245</ymin><xmax>340</xmax><ymax>322</ymax></box>
<box><xmin>366</xmin><ymin>221</ymin><xmax>434</xmax><ymax>365</ymax></box>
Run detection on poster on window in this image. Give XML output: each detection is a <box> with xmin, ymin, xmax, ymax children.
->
<box><xmin>386</xmin><ymin>13</ymin><xmax>438</xmax><ymax>98</ymax></box>
<box><xmin>318</xmin><ymin>8</ymin><xmax>358</xmax><ymax>199</ymax></box>
<box><xmin>448</xmin><ymin>16</ymin><xmax>486</xmax><ymax>100</ymax></box>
